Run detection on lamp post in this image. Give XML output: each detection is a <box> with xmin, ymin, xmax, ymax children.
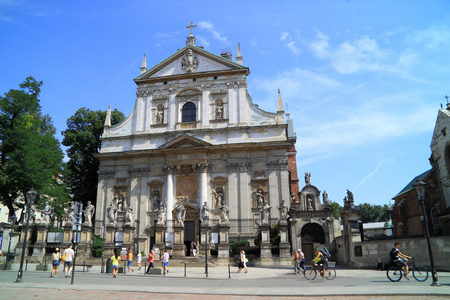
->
<box><xmin>15</xmin><ymin>188</ymin><xmax>38</xmax><ymax>283</ymax></box>
<box><xmin>413</xmin><ymin>180</ymin><xmax>440</xmax><ymax>286</ymax></box>
<box><xmin>4</xmin><ymin>214</ymin><xmax>17</xmax><ymax>270</ymax></box>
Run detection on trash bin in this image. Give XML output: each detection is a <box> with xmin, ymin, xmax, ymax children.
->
<box><xmin>106</xmin><ymin>258</ymin><xmax>112</xmax><ymax>273</ymax></box>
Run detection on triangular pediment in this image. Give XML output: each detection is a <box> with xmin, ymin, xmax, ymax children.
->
<box><xmin>159</xmin><ymin>134</ymin><xmax>212</xmax><ymax>149</ymax></box>
<box><xmin>135</xmin><ymin>45</ymin><xmax>249</xmax><ymax>83</ymax></box>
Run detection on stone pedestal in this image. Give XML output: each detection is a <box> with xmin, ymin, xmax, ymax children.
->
<box><xmin>32</xmin><ymin>223</ymin><xmax>48</xmax><ymax>257</ymax></box>
<box><xmin>172</xmin><ymin>224</ymin><xmax>186</xmax><ymax>258</ymax></box>
<box><xmin>278</xmin><ymin>221</ymin><xmax>290</xmax><ymax>257</ymax></box>
<box><xmin>76</xmin><ymin>225</ymin><xmax>93</xmax><ymax>259</ymax></box>
<box><xmin>104</xmin><ymin>225</ymin><xmax>117</xmax><ymax>257</ymax></box>
<box><xmin>153</xmin><ymin>224</ymin><xmax>166</xmax><ymax>251</ymax></box>
<box><xmin>218</xmin><ymin>224</ymin><xmax>230</xmax><ymax>258</ymax></box>
<box><xmin>260</xmin><ymin>224</ymin><xmax>272</xmax><ymax>258</ymax></box>
<box><xmin>62</xmin><ymin>224</ymin><xmax>74</xmax><ymax>247</ymax></box>
<box><xmin>122</xmin><ymin>225</ymin><xmax>135</xmax><ymax>252</ymax></box>
<box><xmin>200</xmin><ymin>223</ymin><xmax>211</xmax><ymax>257</ymax></box>
<box><xmin>341</xmin><ymin>208</ymin><xmax>361</xmax><ymax>268</ymax></box>
<box><xmin>15</xmin><ymin>225</ymin><xmax>32</xmax><ymax>257</ymax></box>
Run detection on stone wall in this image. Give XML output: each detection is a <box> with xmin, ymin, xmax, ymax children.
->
<box><xmin>335</xmin><ymin>236</ymin><xmax>450</xmax><ymax>271</ymax></box>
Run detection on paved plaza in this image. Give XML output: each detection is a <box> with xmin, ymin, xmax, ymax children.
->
<box><xmin>0</xmin><ymin>265</ymin><xmax>449</xmax><ymax>299</ymax></box>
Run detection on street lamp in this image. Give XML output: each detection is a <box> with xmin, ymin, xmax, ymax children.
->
<box><xmin>4</xmin><ymin>214</ymin><xmax>17</xmax><ymax>270</ymax></box>
<box><xmin>15</xmin><ymin>188</ymin><xmax>38</xmax><ymax>283</ymax></box>
<box><xmin>413</xmin><ymin>180</ymin><xmax>440</xmax><ymax>286</ymax></box>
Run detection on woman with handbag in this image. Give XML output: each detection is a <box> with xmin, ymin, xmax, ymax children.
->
<box><xmin>50</xmin><ymin>248</ymin><xmax>61</xmax><ymax>277</ymax></box>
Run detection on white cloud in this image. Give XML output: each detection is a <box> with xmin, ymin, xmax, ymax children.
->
<box><xmin>280</xmin><ymin>31</ymin><xmax>301</xmax><ymax>56</ymax></box>
<box><xmin>354</xmin><ymin>159</ymin><xmax>391</xmax><ymax>191</ymax></box>
<box><xmin>408</xmin><ymin>25</ymin><xmax>450</xmax><ymax>49</ymax></box>
<box><xmin>198</xmin><ymin>21</ymin><xmax>228</xmax><ymax>44</ymax></box>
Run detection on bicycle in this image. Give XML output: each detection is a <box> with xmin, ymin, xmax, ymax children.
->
<box><xmin>386</xmin><ymin>257</ymin><xmax>428</xmax><ymax>282</ymax></box>
<box><xmin>303</xmin><ymin>261</ymin><xmax>336</xmax><ymax>280</ymax></box>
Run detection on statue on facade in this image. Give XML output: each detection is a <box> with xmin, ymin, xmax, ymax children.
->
<box><xmin>219</xmin><ymin>204</ymin><xmax>229</xmax><ymax>224</ymax></box>
<box><xmin>116</xmin><ymin>192</ymin><xmax>126</xmax><ymax>211</ymax></box>
<box><xmin>156</xmin><ymin>200</ymin><xmax>166</xmax><ymax>226</ymax></box>
<box><xmin>40</xmin><ymin>201</ymin><xmax>53</xmax><ymax>224</ymax></box>
<box><xmin>213</xmin><ymin>188</ymin><xmax>224</xmax><ymax>207</ymax></box>
<box><xmin>255</xmin><ymin>188</ymin><xmax>265</xmax><ymax>208</ymax></box>
<box><xmin>83</xmin><ymin>201</ymin><xmax>95</xmax><ymax>226</ymax></box>
<box><xmin>181</xmin><ymin>49</ymin><xmax>199</xmax><ymax>73</ymax></box>
<box><xmin>307</xmin><ymin>194</ymin><xmax>314</xmax><ymax>210</ymax></box>
<box><xmin>65</xmin><ymin>201</ymin><xmax>75</xmax><ymax>225</ymax></box>
<box><xmin>305</xmin><ymin>172</ymin><xmax>311</xmax><ymax>185</ymax></box>
<box><xmin>26</xmin><ymin>204</ymin><xmax>36</xmax><ymax>224</ymax></box>
<box><xmin>216</xmin><ymin>101</ymin><xmax>223</xmax><ymax>119</ymax></box>
<box><xmin>322</xmin><ymin>190</ymin><xmax>330</xmax><ymax>205</ymax></box>
<box><xmin>124</xmin><ymin>203</ymin><xmax>134</xmax><ymax>225</ymax></box>
<box><xmin>152</xmin><ymin>189</ymin><xmax>161</xmax><ymax>211</ymax></box>
<box><xmin>156</xmin><ymin>107</ymin><xmax>164</xmax><ymax>124</ymax></box>
<box><xmin>289</xmin><ymin>192</ymin><xmax>296</xmax><ymax>204</ymax></box>
<box><xmin>277</xmin><ymin>200</ymin><xmax>288</xmax><ymax>221</ymax></box>
<box><xmin>173</xmin><ymin>201</ymin><xmax>186</xmax><ymax>226</ymax></box>
<box><xmin>201</xmin><ymin>201</ymin><xmax>211</xmax><ymax>221</ymax></box>
<box><xmin>106</xmin><ymin>201</ymin><xmax>118</xmax><ymax>225</ymax></box>
<box><xmin>261</xmin><ymin>202</ymin><xmax>271</xmax><ymax>224</ymax></box>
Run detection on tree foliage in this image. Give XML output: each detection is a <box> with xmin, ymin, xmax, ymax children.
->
<box><xmin>0</xmin><ymin>77</ymin><xmax>68</xmax><ymax>220</ymax></box>
<box><xmin>358</xmin><ymin>203</ymin><xmax>389</xmax><ymax>223</ymax></box>
<box><xmin>329</xmin><ymin>201</ymin><xmax>343</xmax><ymax>220</ymax></box>
<box><xmin>62</xmin><ymin>107</ymin><xmax>124</xmax><ymax>208</ymax></box>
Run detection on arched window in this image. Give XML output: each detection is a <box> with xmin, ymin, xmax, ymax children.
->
<box><xmin>182</xmin><ymin>102</ymin><xmax>196</xmax><ymax>122</ymax></box>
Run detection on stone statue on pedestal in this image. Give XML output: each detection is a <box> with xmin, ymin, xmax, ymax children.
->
<box><xmin>106</xmin><ymin>201</ymin><xmax>118</xmax><ymax>225</ymax></box>
<box><xmin>201</xmin><ymin>201</ymin><xmax>211</xmax><ymax>221</ymax></box>
<box><xmin>40</xmin><ymin>201</ymin><xmax>53</xmax><ymax>225</ymax></box>
<box><xmin>255</xmin><ymin>188</ymin><xmax>265</xmax><ymax>208</ymax></box>
<box><xmin>173</xmin><ymin>202</ymin><xmax>186</xmax><ymax>226</ymax></box>
<box><xmin>65</xmin><ymin>201</ymin><xmax>74</xmax><ymax>225</ymax></box>
<box><xmin>124</xmin><ymin>203</ymin><xmax>134</xmax><ymax>225</ymax></box>
<box><xmin>219</xmin><ymin>204</ymin><xmax>229</xmax><ymax>224</ymax></box>
<box><xmin>344</xmin><ymin>189</ymin><xmax>355</xmax><ymax>209</ymax></box>
<box><xmin>213</xmin><ymin>188</ymin><xmax>224</xmax><ymax>207</ymax></box>
<box><xmin>322</xmin><ymin>190</ymin><xmax>329</xmax><ymax>205</ymax></box>
<box><xmin>261</xmin><ymin>202</ymin><xmax>271</xmax><ymax>224</ymax></box>
<box><xmin>83</xmin><ymin>201</ymin><xmax>95</xmax><ymax>226</ymax></box>
<box><xmin>305</xmin><ymin>172</ymin><xmax>311</xmax><ymax>185</ymax></box>
<box><xmin>157</xmin><ymin>200</ymin><xmax>166</xmax><ymax>225</ymax></box>
<box><xmin>277</xmin><ymin>200</ymin><xmax>288</xmax><ymax>221</ymax></box>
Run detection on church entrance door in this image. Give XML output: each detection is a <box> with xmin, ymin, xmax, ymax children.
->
<box><xmin>300</xmin><ymin>223</ymin><xmax>325</xmax><ymax>260</ymax></box>
<box><xmin>184</xmin><ymin>205</ymin><xmax>199</xmax><ymax>256</ymax></box>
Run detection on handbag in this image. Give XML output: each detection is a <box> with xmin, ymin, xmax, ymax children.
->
<box><xmin>61</xmin><ymin>253</ymin><xmax>66</xmax><ymax>262</ymax></box>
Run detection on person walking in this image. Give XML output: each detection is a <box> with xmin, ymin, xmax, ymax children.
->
<box><xmin>63</xmin><ymin>244</ymin><xmax>75</xmax><ymax>278</ymax></box>
<box><xmin>111</xmin><ymin>252</ymin><xmax>121</xmax><ymax>278</ymax></box>
<box><xmin>162</xmin><ymin>249</ymin><xmax>170</xmax><ymax>275</ymax></box>
<box><xmin>146</xmin><ymin>249</ymin><xmax>155</xmax><ymax>274</ymax></box>
<box><xmin>136</xmin><ymin>251</ymin><xmax>142</xmax><ymax>271</ymax></box>
<box><xmin>237</xmin><ymin>250</ymin><xmax>248</xmax><ymax>273</ymax></box>
<box><xmin>127</xmin><ymin>249</ymin><xmax>134</xmax><ymax>273</ymax></box>
<box><xmin>50</xmin><ymin>248</ymin><xmax>61</xmax><ymax>277</ymax></box>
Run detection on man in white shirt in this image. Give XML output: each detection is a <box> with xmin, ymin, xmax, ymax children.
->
<box><xmin>63</xmin><ymin>244</ymin><xmax>75</xmax><ymax>278</ymax></box>
<box><xmin>162</xmin><ymin>249</ymin><xmax>170</xmax><ymax>275</ymax></box>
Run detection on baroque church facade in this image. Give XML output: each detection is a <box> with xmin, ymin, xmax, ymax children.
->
<box><xmin>93</xmin><ymin>27</ymin><xmax>339</xmax><ymax>258</ymax></box>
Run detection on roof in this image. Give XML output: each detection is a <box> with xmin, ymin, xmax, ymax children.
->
<box><xmin>392</xmin><ymin>169</ymin><xmax>431</xmax><ymax>199</ymax></box>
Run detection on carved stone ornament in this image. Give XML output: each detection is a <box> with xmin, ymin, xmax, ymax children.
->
<box><xmin>181</xmin><ymin>49</ymin><xmax>199</xmax><ymax>73</ymax></box>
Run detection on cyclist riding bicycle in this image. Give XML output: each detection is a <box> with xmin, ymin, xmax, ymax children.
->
<box><xmin>389</xmin><ymin>241</ymin><xmax>412</xmax><ymax>280</ymax></box>
<box><xmin>313</xmin><ymin>249</ymin><xmax>328</xmax><ymax>276</ymax></box>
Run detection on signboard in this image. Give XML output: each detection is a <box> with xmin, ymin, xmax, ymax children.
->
<box><xmin>120</xmin><ymin>248</ymin><xmax>127</xmax><ymax>260</ymax></box>
<box><xmin>47</xmin><ymin>232</ymin><xmax>64</xmax><ymax>243</ymax></box>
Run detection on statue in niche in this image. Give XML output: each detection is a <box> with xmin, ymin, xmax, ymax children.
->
<box><xmin>124</xmin><ymin>203</ymin><xmax>134</xmax><ymax>225</ymax></box>
<box><xmin>261</xmin><ymin>202</ymin><xmax>271</xmax><ymax>225</ymax></box>
<box><xmin>83</xmin><ymin>201</ymin><xmax>95</xmax><ymax>226</ymax></box>
<box><xmin>152</xmin><ymin>189</ymin><xmax>161</xmax><ymax>211</ymax></box>
<box><xmin>305</xmin><ymin>172</ymin><xmax>311</xmax><ymax>185</ymax></box>
<box><xmin>173</xmin><ymin>201</ymin><xmax>186</xmax><ymax>226</ymax></box>
<box><xmin>106</xmin><ymin>201</ymin><xmax>118</xmax><ymax>225</ymax></box>
<box><xmin>307</xmin><ymin>194</ymin><xmax>314</xmax><ymax>210</ymax></box>
<box><xmin>201</xmin><ymin>201</ymin><xmax>211</xmax><ymax>221</ymax></box>
<box><xmin>66</xmin><ymin>201</ymin><xmax>75</xmax><ymax>225</ymax></box>
<box><xmin>277</xmin><ymin>200</ymin><xmax>288</xmax><ymax>221</ymax></box>
<box><xmin>219</xmin><ymin>204</ymin><xmax>229</xmax><ymax>224</ymax></box>
<box><xmin>322</xmin><ymin>190</ymin><xmax>329</xmax><ymax>205</ymax></box>
<box><xmin>40</xmin><ymin>201</ymin><xmax>53</xmax><ymax>224</ymax></box>
<box><xmin>213</xmin><ymin>188</ymin><xmax>224</xmax><ymax>207</ymax></box>
<box><xmin>255</xmin><ymin>188</ymin><xmax>265</xmax><ymax>208</ymax></box>
<box><xmin>216</xmin><ymin>101</ymin><xmax>224</xmax><ymax>119</ymax></box>
<box><xmin>157</xmin><ymin>200</ymin><xmax>166</xmax><ymax>226</ymax></box>
<box><xmin>156</xmin><ymin>106</ymin><xmax>164</xmax><ymax>124</ymax></box>
<box><xmin>116</xmin><ymin>192</ymin><xmax>126</xmax><ymax>212</ymax></box>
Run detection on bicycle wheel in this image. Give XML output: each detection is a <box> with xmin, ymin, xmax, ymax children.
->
<box><xmin>387</xmin><ymin>267</ymin><xmax>402</xmax><ymax>282</ymax></box>
<box><xmin>412</xmin><ymin>266</ymin><xmax>428</xmax><ymax>282</ymax></box>
<box><xmin>304</xmin><ymin>266</ymin><xmax>317</xmax><ymax>280</ymax></box>
<box><xmin>324</xmin><ymin>268</ymin><xmax>336</xmax><ymax>280</ymax></box>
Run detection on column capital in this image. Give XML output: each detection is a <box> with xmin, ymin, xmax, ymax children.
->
<box><xmin>196</xmin><ymin>163</ymin><xmax>210</xmax><ymax>173</ymax></box>
<box><xmin>163</xmin><ymin>164</ymin><xmax>176</xmax><ymax>175</ymax></box>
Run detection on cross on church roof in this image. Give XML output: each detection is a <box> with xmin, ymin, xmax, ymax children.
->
<box><xmin>186</xmin><ymin>21</ymin><xmax>197</xmax><ymax>35</ymax></box>
<box><xmin>445</xmin><ymin>95</ymin><xmax>449</xmax><ymax>104</ymax></box>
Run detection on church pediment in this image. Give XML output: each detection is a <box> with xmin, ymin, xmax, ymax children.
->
<box><xmin>135</xmin><ymin>45</ymin><xmax>249</xmax><ymax>83</ymax></box>
<box><xmin>159</xmin><ymin>134</ymin><xmax>212</xmax><ymax>149</ymax></box>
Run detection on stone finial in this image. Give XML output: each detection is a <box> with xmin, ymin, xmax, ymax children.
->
<box><xmin>236</xmin><ymin>43</ymin><xmax>243</xmax><ymax>65</ymax></box>
<box><xmin>140</xmin><ymin>53</ymin><xmax>147</xmax><ymax>74</ymax></box>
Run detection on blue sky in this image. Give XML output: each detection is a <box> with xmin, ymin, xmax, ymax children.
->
<box><xmin>1</xmin><ymin>0</ymin><xmax>449</xmax><ymax>207</ymax></box>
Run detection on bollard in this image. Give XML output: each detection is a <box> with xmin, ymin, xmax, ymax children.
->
<box><xmin>124</xmin><ymin>260</ymin><xmax>127</xmax><ymax>274</ymax></box>
<box><xmin>184</xmin><ymin>262</ymin><xmax>186</xmax><ymax>277</ymax></box>
<box><xmin>101</xmin><ymin>256</ymin><xmax>104</xmax><ymax>273</ymax></box>
<box><xmin>83</xmin><ymin>260</ymin><xmax>86</xmax><ymax>272</ymax></box>
<box><xmin>228</xmin><ymin>264</ymin><xmax>231</xmax><ymax>279</ymax></box>
<box><xmin>25</xmin><ymin>259</ymin><xmax>28</xmax><ymax>271</ymax></box>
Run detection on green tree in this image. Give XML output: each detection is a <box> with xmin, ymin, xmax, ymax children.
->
<box><xmin>329</xmin><ymin>201</ymin><xmax>343</xmax><ymax>220</ymax></box>
<box><xmin>358</xmin><ymin>203</ymin><xmax>389</xmax><ymax>223</ymax></box>
<box><xmin>0</xmin><ymin>77</ymin><xmax>68</xmax><ymax>220</ymax></box>
<box><xmin>62</xmin><ymin>107</ymin><xmax>124</xmax><ymax>208</ymax></box>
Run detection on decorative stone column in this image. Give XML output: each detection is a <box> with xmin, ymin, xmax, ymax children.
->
<box><xmin>278</xmin><ymin>220</ymin><xmax>290</xmax><ymax>257</ymax></box>
<box><xmin>172</xmin><ymin>224</ymin><xmax>186</xmax><ymax>258</ymax></box>
<box><xmin>15</xmin><ymin>225</ymin><xmax>33</xmax><ymax>257</ymax></box>
<box><xmin>200</xmin><ymin>223</ymin><xmax>211</xmax><ymax>257</ymax></box>
<box><xmin>122</xmin><ymin>225</ymin><xmax>135</xmax><ymax>252</ymax></box>
<box><xmin>103</xmin><ymin>224</ymin><xmax>116</xmax><ymax>257</ymax></box>
<box><xmin>32</xmin><ymin>223</ymin><xmax>48</xmax><ymax>257</ymax></box>
<box><xmin>62</xmin><ymin>223</ymin><xmax>74</xmax><ymax>249</ymax></box>
<box><xmin>153</xmin><ymin>223</ymin><xmax>166</xmax><ymax>252</ymax></box>
<box><xmin>260</xmin><ymin>223</ymin><xmax>272</xmax><ymax>258</ymax></box>
<box><xmin>76</xmin><ymin>225</ymin><xmax>93</xmax><ymax>259</ymax></box>
<box><xmin>217</xmin><ymin>223</ymin><xmax>230</xmax><ymax>258</ymax></box>
<box><xmin>341</xmin><ymin>207</ymin><xmax>361</xmax><ymax>268</ymax></box>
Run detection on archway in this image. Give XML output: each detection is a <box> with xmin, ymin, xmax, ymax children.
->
<box><xmin>300</xmin><ymin>223</ymin><xmax>325</xmax><ymax>260</ymax></box>
<box><xmin>184</xmin><ymin>204</ymin><xmax>199</xmax><ymax>256</ymax></box>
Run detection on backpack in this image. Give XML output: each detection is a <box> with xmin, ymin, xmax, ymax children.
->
<box><xmin>321</xmin><ymin>247</ymin><xmax>331</xmax><ymax>259</ymax></box>
<box><xmin>389</xmin><ymin>248</ymin><xmax>396</xmax><ymax>262</ymax></box>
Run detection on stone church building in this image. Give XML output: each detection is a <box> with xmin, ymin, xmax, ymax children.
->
<box><xmin>93</xmin><ymin>27</ymin><xmax>339</xmax><ymax>258</ymax></box>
